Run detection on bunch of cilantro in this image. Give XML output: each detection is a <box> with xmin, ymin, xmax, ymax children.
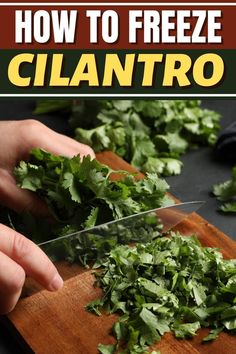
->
<box><xmin>88</xmin><ymin>233</ymin><xmax>236</xmax><ymax>354</ymax></box>
<box><xmin>13</xmin><ymin>148</ymin><xmax>171</xmax><ymax>262</ymax></box>
<box><xmin>213</xmin><ymin>165</ymin><xmax>236</xmax><ymax>212</ymax></box>
<box><xmin>34</xmin><ymin>100</ymin><xmax>221</xmax><ymax>177</ymax></box>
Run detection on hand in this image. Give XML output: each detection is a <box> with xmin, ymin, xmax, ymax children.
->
<box><xmin>0</xmin><ymin>119</ymin><xmax>95</xmax><ymax>313</ymax></box>
<box><xmin>0</xmin><ymin>223</ymin><xmax>63</xmax><ymax>314</ymax></box>
<box><xmin>0</xmin><ymin>119</ymin><xmax>95</xmax><ymax>215</ymax></box>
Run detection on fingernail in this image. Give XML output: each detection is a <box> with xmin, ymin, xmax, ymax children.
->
<box><xmin>48</xmin><ymin>273</ymin><xmax>64</xmax><ymax>291</ymax></box>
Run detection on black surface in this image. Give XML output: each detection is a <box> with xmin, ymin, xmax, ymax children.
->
<box><xmin>0</xmin><ymin>99</ymin><xmax>235</xmax><ymax>353</ymax></box>
<box><xmin>215</xmin><ymin>120</ymin><xmax>236</xmax><ymax>161</ymax></box>
<box><xmin>0</xmin><ymin>322</ymin><xmax>25</xmax><ymax>354</ymax></box>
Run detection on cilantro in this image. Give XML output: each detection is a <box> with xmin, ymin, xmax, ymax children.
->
<box><xmin>74</xmin><ymin>100</ymin><xmax>220</xmax><ymax>176</ymax></box>
<box><xmin>87</xmin><ymin>233</ymin><xmax>236</xmax><ymax>353</ymax></box>
<box><xmin>98</xmin><ymin>344</ymin><xmax>116</xmax><ymax>354</ymax></box>
<box><xmin>213</xmin><ymin>166</ymin><xmax>236</xmax><ymax>212</ymax></box>
<box><xmin>173</xmin><ymin>321</ymin><xmax>201</xmax><ymax>338</ymax></box>
<box><xmin>33</xmin><ymin>100</ymin><xmax>72</xmax><ymax>115</ymax></box>
<box><xmin>203</xmin><ymin>327</ymin><xmax>224</xmax><ymax>342</ymax></box>
<box><xmin>13</xmin><ymin>148</ymin><xmax>171</xmax><ymax>263</ymax></box>
<box><xmin>34</xmin><ymin>100</ymin><xmax>221</xmax><ymax>177</ymax></box>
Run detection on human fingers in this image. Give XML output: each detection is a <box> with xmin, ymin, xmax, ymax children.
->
<box><xmin>0</xmin><ymin>251</ymin><xmax>25</xmax><ymax>314</ymax></box>
<box><xmin>0</xmin><ymin>120</ymin><xmax>95</xmax><ymax>215</ymax></box>
<box><xmin>0</xmin><ymin>224</ymin><xmax>63</xmax><ymax>292</ymax></box>
<box><xmin>43</xmin><ymin>129</ymin><xmax>96</xmax><ymax>159</ymax></box>
<box><xmin>18</xmin><ymin>120</ymin><xmax>95</xmax><ymax>161</ymax></box>
<box><xmin>0</xmin><ymin>168</ymin><xmax>49</xmax><ymax>215</ymax></box>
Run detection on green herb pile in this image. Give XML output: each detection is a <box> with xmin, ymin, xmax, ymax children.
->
<box><xmin>10</xmin><ymin>148</ymin><xmax>236</xmax><ymax>353</ymax></box>
<box><xmin>13</xmin><ymin>148</ymin><xmax>171</xmax><ymax>261</ymax></box>
<box><xmin>213</xmin><ymin>165</ymin><xmax>236</xmax><ymax>213</ymax></box>
<box><xmin>87</xmin><ymin>233</ymin><xmax>236</xmax><ymax>354</ymax></box>
<box><xmin>34</xmin><ymin>100</ymin><xmax>221</xmax><ymax>176</ymax></box>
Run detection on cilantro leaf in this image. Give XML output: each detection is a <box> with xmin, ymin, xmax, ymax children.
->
<box><xmin>213</xmin><ymin>166</ymin><xmax>236</xmax><ymax>213</ymax></box>
<box><xmin>98</xmin><ymin>344</ymin><xmax>116</xmax><ymax>354</ymax></box>
<box><xmin>173</xmin><ymin>321</ymin><xmax>201</xmax><ymax>339</ymax></box>
<box><xmin>203</xmin><ymin>327</ymin><xmax>224</xmax><ymax>342</ymax></box>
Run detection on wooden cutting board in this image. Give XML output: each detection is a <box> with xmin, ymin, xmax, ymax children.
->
<box><xmin>5</xmin><ymin>151</ymin><xmax>236</xmax><ymax>354</ymax></box>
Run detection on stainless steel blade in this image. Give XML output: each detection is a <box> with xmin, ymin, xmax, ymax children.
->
<box><xmin>38</xmin><ymin>201</ymin><xmax>204</xmax><ymax>247</ymax></box>
<box><xmin>38</xmin><ymin>201</ymin><xmax>205</xmax><ymax>262</ymax></box>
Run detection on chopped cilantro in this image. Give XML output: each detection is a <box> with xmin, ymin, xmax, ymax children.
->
<box><xmin>87</xmin><ymin>233</ymin><xmax>236</xmax><ymax>353</ymax></box>
<box><xmin>34</xmin><ymin>100</ymin><xmax>221</xmax><ymax>177</ymax></box>
<box><xmin>98</xmin><ymin>344</ymin><xmax>116</xmax><ymax>354</ymax></box>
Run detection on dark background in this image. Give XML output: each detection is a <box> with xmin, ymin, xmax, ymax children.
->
<box><xmin>0</xmin><ymin>99</ymin><xmax>235</xmax><ymax>353</ymax></box>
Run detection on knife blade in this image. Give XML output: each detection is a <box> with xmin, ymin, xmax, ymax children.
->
<box><xmin>38</xmin><ymin>201</ymin><xmax>205</xmax><ymax>258</ymax></box>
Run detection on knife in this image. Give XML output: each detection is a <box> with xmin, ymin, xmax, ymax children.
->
<box><xmin>38</xmin><ymin>201</ymin><xmax>205</xmax><ymax>261</ymax></box>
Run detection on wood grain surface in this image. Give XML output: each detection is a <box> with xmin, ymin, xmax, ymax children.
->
<box><xmin>6</xmin><ymin>151</ymin><xmax>236</xmax><ymax>354</ymax></box>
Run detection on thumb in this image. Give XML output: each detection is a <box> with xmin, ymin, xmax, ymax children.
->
<box><xmin>0</xmin><ymin>168</ymin><xmax>48</xmax><ymax>216</ymax></box>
